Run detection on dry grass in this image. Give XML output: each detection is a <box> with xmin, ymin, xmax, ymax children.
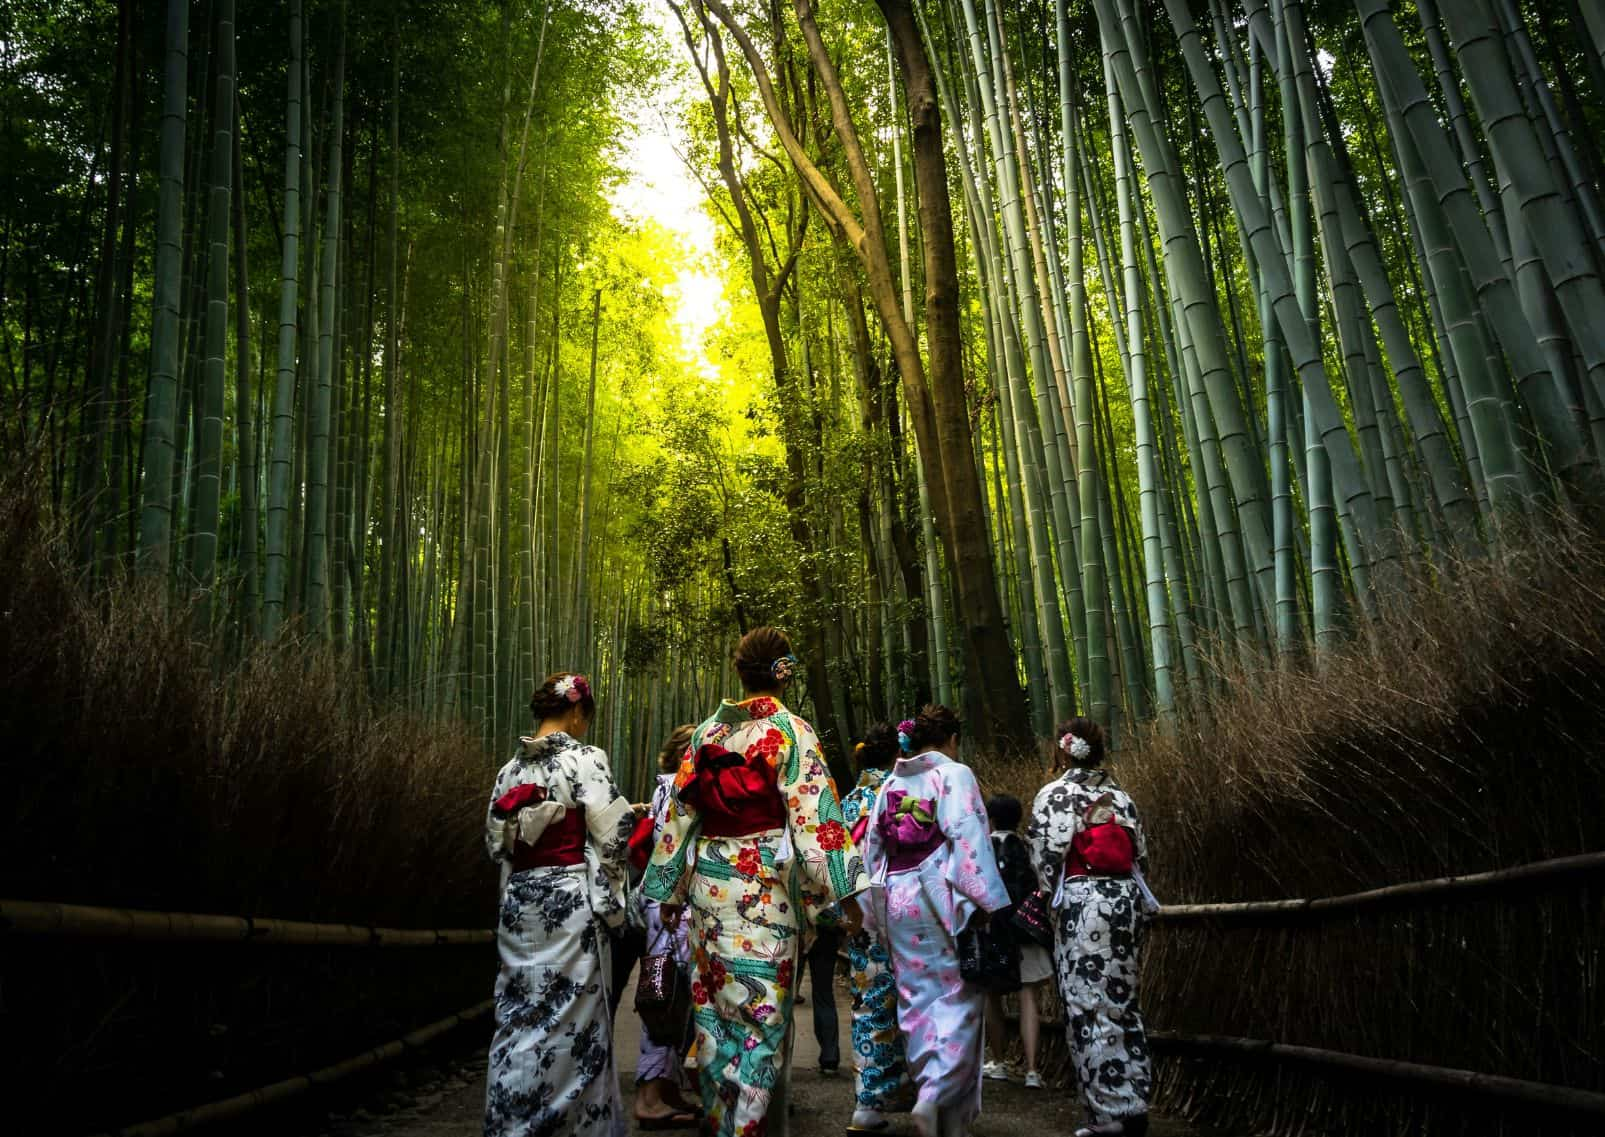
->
<box><xmin>0</xmin><ymin>486</ymin><xmax>497</xmax><ymax>1132</ymax></box>
<box><xmin>978</xmin><ymin>519</ymin><xmax>1605</xmax><ymax>1136</ymax></box>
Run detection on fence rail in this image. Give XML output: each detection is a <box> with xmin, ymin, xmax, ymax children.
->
<box><xmin>0</xmin><ymin>898</ymin><xmax>493</xmax><ymax>946</ymax></box>
<box><xmin>89</xmin><ymin>1000</ymin><xmax>494</xmax><ymax>1137</ymax></box>
<box><xmin>1152</xmin><ymin>850</ymin><xmax>1605</xmax><ymax>922</ymax></box>
<box><xmin>1149</xmin><ymin>1031</ymin><xmax>1605</xmax><ymax>1116</ymax></box>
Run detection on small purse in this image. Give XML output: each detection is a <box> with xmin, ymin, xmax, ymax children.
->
<box><xmin>634</xmin><ymin>926</ymin><xmax>692</xmax><ymax>1047</ymax></box>
<box><xmin>1011</xmin><ymin>889</ymin><xmax>1054</xmax><ymax>947</ymax></box>
<box><xmin>958</xmin><ymin>923</ymin><xmax>1021</xmax><ymax>994</ymax></box>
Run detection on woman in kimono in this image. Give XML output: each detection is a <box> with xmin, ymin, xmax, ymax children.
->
<box><xmin>635</xmin><ymin>723</ymin><xmax>702</xmax><ymax>1129</ymax></box>
<box><xmin>1027</xmin><ymin>718</ymin><xmax>1152</xmax><ymax>1137</ymax></box>
<box><xmin>484</xmin><ymin>672</ymin><xmax>637</xmax><ymax>1137</ymax></box>
<box><xmin>840</xmin><ymin>722</ymin><xmax>910</xmax><ymax>1133</ymax></box>
<box><xmin>644</xmin><ymin>626</ymin><xmax>870</xmax><ymax>1137</ymax></box>
<box><xmin>857</xmin><ymin>705</ymin><xmax>1011</xmax><ymax>1137</ymax></box>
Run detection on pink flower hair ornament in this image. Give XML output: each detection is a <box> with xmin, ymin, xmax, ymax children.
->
<box><xmin>553</xmin><ymin>674</ymin><xmax>591</xmax><ymax>703</ymax></box>
<box><xmin>896</xmin><ymin>719</ymin><xmax>917</xmax><ymax>753</ymax></box>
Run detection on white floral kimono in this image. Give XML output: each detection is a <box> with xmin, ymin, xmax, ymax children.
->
<box><xmin>858</xmin><ymin>751</ymin><xmax>1010</xmax><ymax>1132</ymax></box>
<box><xmin>484</xmin><ymin>731</ymin><xmax>635</xmax><ymax>1137</ymax></box>
<box><xmin>1027</xmin><ymin>766</ymin><xmax>1153</xmax><ymax>1129</ymax></box>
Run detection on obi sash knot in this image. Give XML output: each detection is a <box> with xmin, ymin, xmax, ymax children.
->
<box><xmin>879</xmin><ymin>789</ymin><xmax>944</xmax><ymax>873</ymax></box>
<box><xmin>684</xmin><ymin>741</ymin><xmax>787</xmax><ymax>838</ymax></box>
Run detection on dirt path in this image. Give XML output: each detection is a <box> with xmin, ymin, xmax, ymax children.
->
<box><xmin>308</xmin><ymin>970</ymin><xmax>1223</xmax><ymax>1137</ymax></box>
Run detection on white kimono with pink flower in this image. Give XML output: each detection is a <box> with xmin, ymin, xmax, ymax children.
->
<box><xmin>859</xmin><ymin>751</ymin><xmax>1010</xmax><ymax>1129</ymax></box>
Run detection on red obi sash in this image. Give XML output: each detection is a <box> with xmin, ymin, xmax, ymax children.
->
<box><xmin>626</xmin><ymin>813</ymin><xmax>657</xmax><ymax>872</ymax></box>
<box><xmin>510</xmin><ymin>808</ymin><xmax>586</xmax><ymax>870</ymax></box>
<box><xmin>879</xmin><ymin>789</ymin><xmax>944</xmax><ymax>873</ymax></box>
<box><xmin>494</xmin><ymin>781</ymin><xmax>588</xmax><ymax>871</ymax></box>
<box><xmin>1066</xmin><ymin>821</ymin><xmax>1136</xmax><ymax>878</ymax></box>
<box><xmin>683</xmin><ymin>742</ymin><xmax>786</xmax><ymax>838</ymax></box>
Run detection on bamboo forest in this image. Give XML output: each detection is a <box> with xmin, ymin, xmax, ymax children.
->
<box><xmin>9</xmin><ymin>0</ymin><xmax>1605</xmax><ymax>765</ymax></box>
<box><xmin>7</xmin><ymin>2</ymin><xmax>1605</xmax><ymax>1136</ymax></box>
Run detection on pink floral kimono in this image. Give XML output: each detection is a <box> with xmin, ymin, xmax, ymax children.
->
<box><xmin>858</xmin><ymin>751</ymin><xmax>1010</xmax><ymax>1134</ymax></box>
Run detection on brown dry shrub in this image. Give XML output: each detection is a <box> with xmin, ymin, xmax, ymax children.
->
<box><xmin>975</xmin><ymin>519</ymin><xmax>1605</xmax><ymax>1136</ymax></box>
<box><xmin>0</xmin><ymin>486</ymin><xmax>498</xmax><ymax>1131</ymax></box>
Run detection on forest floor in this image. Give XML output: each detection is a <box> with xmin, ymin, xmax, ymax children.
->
<box><xmin>296</xmin><ymin>969</ymin><xmax>1226</xmax><ymax>1137</ymax></box>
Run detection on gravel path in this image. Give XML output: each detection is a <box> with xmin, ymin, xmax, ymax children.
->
<box><xmin>307</xmin><ymin>971</ymin><xmax>1226</xmax><ymax>1137</ymax></box>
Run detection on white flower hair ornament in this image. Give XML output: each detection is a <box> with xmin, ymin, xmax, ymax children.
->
<box><xmin>1060</xmin><ymin>731</ymin><xmax>1092</xmax><ymax>762</ymax></box>
<box><xmin>770</xmin><ymin>653</ymin><xmax>799</xmax><ymax>683</ymax></box>
<box><xmin>553</xmin><ymin>674</ymin><xmax>591</xmax><ymax>703</ymax></box>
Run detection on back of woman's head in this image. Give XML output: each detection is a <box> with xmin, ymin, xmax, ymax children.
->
<box><xmin>732</xmin><ymin>626</ymin><xmax>796</xmax><ymax>693</ymax></box>
<box><xmin>1054</xmin><ymin>716</ymin><xmax>1106</xmax><ymax>766</ymax></box>
<box><xmin>855</xmin><ymin>722</ymin><xmax>899</xmax><ymax>771</ymax></box>
<box><xmin>986</xmin><ymin>793</ymin><xmax>1023</xmax><ymax>833</ymax></box>
<box><xmin>530</xmin><ymin>672</ymin><xmax>596</xmax><ymax>724</ymax></box>
<box><xmin>659</xmin><ymin>723</ymin><xmax>696</xmax><ymax>773</ymax></box>
<box><xmin>908</xmin><ymin>703</ymin><xmax>961</xmax><ymax>751</ymax></box>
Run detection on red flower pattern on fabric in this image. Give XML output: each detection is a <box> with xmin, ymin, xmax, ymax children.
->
<box><xmin>692</xmin><ymin>980</ymin><xmax>708</xmax><ymax>1006</ymax></box>
<box><xmin>745</xmin><ymin>697</ymin><xmax>779</xmax><ymax>719</ymax></box>
<box><xmin>746</xmin><ymin>728</ymin><xmax>785</xmax><ymax>762</ymax></box>
<box><xmin>735</xmin><ymin>846</ymin><xmax>762</xmax><ymax>878</ymax></box>
<box><xmin>703</xmin><ymin>955</ymin><xmax>728</xmax><ymax>990</ymax></box>
<box><xmin>776</xmin><ymin>958</ymin><xmax>793</xmax><ymax>990</ymax></box>
<box><xmin>816</xmin><ymin>819</ymin><xmax>847</xmax><ymax>852</ymax></box>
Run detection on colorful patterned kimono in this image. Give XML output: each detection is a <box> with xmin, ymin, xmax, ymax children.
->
<box><xmin>637</xmin><ymin>772</ymin><xmax>693</xmax><ymax>1084</ymax></box>
<box><xmin>1027</xmin><ymin>767</ymin><xmax>1153</xmax><ymax>1129</ymax></box>
<box><xmin>484</xmin><ymin>732</ymin><xmax>635</xmax><ymax>1137</ymax></box>
<box><xmin>858</xmin><ymin>752</ymin><xmax>1010</xmax><ymax>1132</ymax></box>
<box><xmin>643</xmin><ymin>696</ymin><xmax>870</xmax><ymax>1137</ymax></box>
<box><xmin>840</xmin><ymin>767</ymin><xmax>910</xmax><ymax>1115</ymax></box>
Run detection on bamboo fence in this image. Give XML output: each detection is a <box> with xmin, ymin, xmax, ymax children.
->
<box><xmin>0</xmin><ymin>898</ymin><xmax>493</xmax><ymax>946</ymax></box>
<box><xmin>88</xmin><ymin>1000</ymin><xmax>494</xmax><ymax>1137</ymax></box>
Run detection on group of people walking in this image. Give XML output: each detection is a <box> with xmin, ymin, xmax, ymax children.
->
<box><xmin>483</xmin><ymin>626</ymin><xmax>1154</xmax><ymax>1137</ymax></box>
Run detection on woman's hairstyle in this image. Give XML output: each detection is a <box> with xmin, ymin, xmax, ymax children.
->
<box><xmin>659</xmin><ymin>723</ymin><xmax>696</xmax><ymax>773</ymax></box>
<box><xmin>907</xmin><ymin>703</ymin><xmax>961</xmax><ymax>751</ymax></box>
<box><xmin>1055</xmin><ymin>716</ymin><xmax>1107</xmax><ymax>766</ymax></box>
<box><xmin>987</xmin><ymin>793</ymin><xmax>1023</xmax><ymax>833</ymax></box>
<box><xmin>855</xmin><ymin>722</ymin><xmax>899</xmax><ymax>771</ymax></box>
<box><xmin>732</xmin><ymin>625</ymin><xmax>796</xmax><ymax>693</ymax></box>
<box><xmin>529</xmin><ymin>672</ymin><xmax>596</xmax><ymax>723</ymax></box>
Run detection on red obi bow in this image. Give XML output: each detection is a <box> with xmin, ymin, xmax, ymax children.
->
<box><xmin>493</xmin><ymin>781</ymin><xmax>548</xmax><ymax>818</ymax></box>
<box><xmin>627</xmin><ymin>813</ymin><xmax>657</xmax><ymax>872</ymax></box>
<box><xmin>684</xmin><ymin>742</ymin><xmax>786</xmax><ymax>837</ymax></box>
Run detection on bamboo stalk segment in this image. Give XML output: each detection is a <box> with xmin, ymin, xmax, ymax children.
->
<box><xmin>1149</xmin><ymin>1031</ymin><xmax>1605</xmax><ymax>1116</ymax></box>
<box><xmin>0</xmin><ymin>899</ymin><xmax>493</xmax><ymax>946</ymax></box>
<box><xmin>1154</xmin><ymin>851</ymin><xmax>1605</xmax><ymax>923</ymax></box>
<box><xmin>92</xmin><ymin>1000</ymin><xmax>493</xmax><ymax>1137</ymax></box>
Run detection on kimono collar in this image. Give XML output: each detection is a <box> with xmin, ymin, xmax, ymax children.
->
<box><xmin>854</xmin><ymin>767</ymin><xmax>889</xmax><ymax>794</ymax></box>
<box><xmin>715</xmin><ymin>695</ymin><xmax>788</xmax><ymax>724</ymax></box>
<box><xmin>1067</xmin><ymin>765</ymin><xmax>1116</xmax><ymax>791</ymax></box>
<box><xmin>519</xmin><ymin>731</ymin><xmax>578</xmax><ymax>761</ymax></box>
<box><xmin>891</xmin><ymin>750</ymin><xmax>950</xmax><ymax>778</ymax></box>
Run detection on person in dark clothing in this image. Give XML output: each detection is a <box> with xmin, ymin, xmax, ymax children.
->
<box><xmin>983</xmin><ymin>793</ymin><xmax>1053</xmax><ymax>1088</ymax></box>
<box><xmin>803</xmin><ymin>924</ymin><xmax>844</xmax><ymax>1074</ymax></box>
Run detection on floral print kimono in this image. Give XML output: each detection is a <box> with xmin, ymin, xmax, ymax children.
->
<box><xmin>637</xmin><ymin>771</ymin><xmax>693</xmax><ymax>1085</ymax></box>
<box><xmin>840</xmin><ymin>767</ymin><xmax>910</xmax><ymax>1116</ymax></box>
<box><xmin>857</xmin><ymin>751</ymin><xmax>1010</xmax><ymax>1133</ymax></box>
<box><xmin>1027</xmin><ymin>766</ymin><xmax>1153</xmax><ymax>1129</ymax></box>
<box><xmin>644</xmin><ymin>696</ymin><xmax>870</xmax><ymax>1137</ymax></box>
<box><xmin>484</xmin><ymin>732</ymin><xmax>635</xmax><ymax>1137</ymax></box>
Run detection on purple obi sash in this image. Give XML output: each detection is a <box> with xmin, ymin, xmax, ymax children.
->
<box><xmin>879</xmin><ymin>789</ymin><xmax>944</xmax><ymax>873</ymax></box>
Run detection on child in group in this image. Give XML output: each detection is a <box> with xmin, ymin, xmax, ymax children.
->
<box><xmin>982</xmin><ymin>793</ymin><xmax>1053</xmax><ymax>1089</ymax></box>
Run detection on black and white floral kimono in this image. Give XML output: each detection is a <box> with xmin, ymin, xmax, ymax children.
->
<box><xmin>1026</xmin><ymin>766</ymin><xmax>1153</xmax><ymax>1130</ymax></box>
<box><xmin>484</xmin><ymin>731</ymin><xmax>635</xmax><ymax>1137</ymax></box>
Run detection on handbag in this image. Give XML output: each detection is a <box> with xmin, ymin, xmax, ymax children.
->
<box><xmin>634</xmin><ymin>924</ymin><xmax>692</xmax><ymax>1047</ymax></box>
<box><xmin>1010</xmin><ymin>889</ymin><xmax>1054</xmax><ymax>947</ymax></box>
<box><xmin>957</xmin><ymin>922</ymin><xmax>1021</xmax><ymax>994</ymax></box>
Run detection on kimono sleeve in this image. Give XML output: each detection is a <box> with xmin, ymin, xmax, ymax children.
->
<box><xmin>484</xmin><ymin>756</ymin><xmax>522</xmax><ymax>865</ymax></box>
<box><xmin>781</xmin><ymin>714</ymin><xmax>869</xmax><ymax>923</ymax></box>
<box><xmin>939</xmin><ymin>763</ymin><xmax>1011</xmax><ymax>915</ymax></box>
<box><xmin>573</xmin><ymin>744</ymin><xmax>634</xmax><ymax>870</ymax></box>
<box><xmin>643</xmin><ymin>745</ymin><xmax>700</xmax><ymax>906</ymax></box>
<box><xmin>1026</xmin><ymin>781</ymin><xmax>1067</xmax><ymax>897</ymax></box>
